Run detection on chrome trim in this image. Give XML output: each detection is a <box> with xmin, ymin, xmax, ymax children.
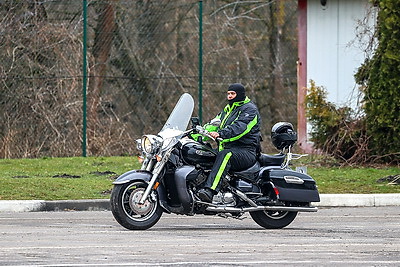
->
<box><xmin>139</xmin><ymin>148</ymin><xmax>172</xmax><ymax>204</ymax></box>
<box><xmin>206</xmin><ymin>205</ymin><xmax>318</xmax><ymax>213</ymax></box>
<box><xmin>284</xmin><ymin>176</ymin><xmax>304</xmax><ymax>184</ymax></box>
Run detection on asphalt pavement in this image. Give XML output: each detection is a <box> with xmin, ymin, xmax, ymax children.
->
<box><xmin>0</xmin><ymin>193</ymin><xmax>399</xmax><ymax>213</ymax></box>
<box><xmin>0</xmin><ymin>207</ymin><xmax>399</xmax><ymax>266</ymax></box>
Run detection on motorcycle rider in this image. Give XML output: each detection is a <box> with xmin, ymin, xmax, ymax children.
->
<box><xmin>197</xmin><ymin>83</ymin><xmax>261</xmax><ymax>202</ymax></box>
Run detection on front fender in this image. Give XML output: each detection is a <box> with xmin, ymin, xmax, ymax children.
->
<box><xmin>113</xmin><ymin>170</ymin><xmax>152</xmax><ymax>185</ymax></box>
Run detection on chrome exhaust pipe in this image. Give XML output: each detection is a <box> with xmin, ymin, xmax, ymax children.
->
<box><xmin>206</xmin><ymin>205</ymin><xmax>318</xmax><ymax>213</ymax></box>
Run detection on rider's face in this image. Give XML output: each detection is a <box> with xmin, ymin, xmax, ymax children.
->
<box><xmin>227</xmin><ymin>91</ymin><xmax>237</xmax><ymax>101</ymax></box>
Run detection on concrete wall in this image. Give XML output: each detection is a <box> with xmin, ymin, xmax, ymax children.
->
<box><xmin>307</xmin><ymin>0</ymin><xmax>375</xmax><ymax>107</ymax></box>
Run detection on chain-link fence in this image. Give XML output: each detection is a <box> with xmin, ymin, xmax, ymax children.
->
<box><xmin>0</xmin><ymin>0</ymin><xmax>298</xmax><ymax>158</ymax></box>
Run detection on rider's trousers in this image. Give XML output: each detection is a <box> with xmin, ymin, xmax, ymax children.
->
<box><xmin>205</xmin><ymin>147</ymin><xmax>256</xmax><ymax>191</ymax></box>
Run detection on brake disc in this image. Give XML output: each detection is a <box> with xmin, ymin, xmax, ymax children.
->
<box><xmin>128</xmin><ymin>188</ymin><xmax>154</xmax><ymax>215</ymax></box>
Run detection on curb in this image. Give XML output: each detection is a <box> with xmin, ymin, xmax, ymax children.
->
<box><xmin>0</xmin><ymin>200</ymin><xmax>46</xmax><ymax>213</ymax></box>
<box><xmin>0</xmin><ymin>194</ymin><xmax>399</xmax><ymax>213</ymax></box>
<box><xmin>314</xmin><ymin>193</ymin><xmax>400</xmax><ymax>207</ymax></box>
<box><xmin>43</xmin><ymin>199</ymin><xmax>111</xmax><ymax>212</ymax></box>
<box><xmin>0</xmin><ymin>199</ymin><xmax>110</xmax><ymax>213</ymax></box>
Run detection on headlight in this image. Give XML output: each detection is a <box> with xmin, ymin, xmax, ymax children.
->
<box><xmin>142</xmin><ymin>136</ymin><xmax>153</xmax><ymax>153</ymax></box>
<box><xmin>141</xmin><ymin>135</ymin><xmax>162</xmax><ymax>154</ymax></box>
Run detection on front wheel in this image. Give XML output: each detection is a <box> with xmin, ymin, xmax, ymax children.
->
<box><xmin>250</xmin><ymin>210</ymin><xmax>298</xmax><ymax>229</ymax></box>
<box><xmin>110</xmin><ymin>181</ymin><xmax>163</xmax><ymax>230</ymax></box>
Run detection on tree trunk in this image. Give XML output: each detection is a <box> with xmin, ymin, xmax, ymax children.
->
<box><xmin>87</xmin><ymin>0</ymin><xmax>116</xmax><ymax>154</ymax></box>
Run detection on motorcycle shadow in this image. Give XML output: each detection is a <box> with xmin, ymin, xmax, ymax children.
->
<box><xmin>151</xmin><ymin>226</ymin><xmax>264</xmax><ymax>231</ymax></box>
<box><xmin>145</xmin><ymin>225</ymin><xmax>311</xmax><ymax>231</ymax></box>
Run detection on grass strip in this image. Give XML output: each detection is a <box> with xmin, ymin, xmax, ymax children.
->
<box><xmin>0</xmin><ymin>156</ymin><xmax>399</xmax><ymax>200</ymax></box>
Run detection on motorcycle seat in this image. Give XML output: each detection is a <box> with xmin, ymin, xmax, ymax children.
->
<box><xmin>232</xmin><ymin>161</ymin><xmax>260</xmax><ymax>181</ymax></box>
<box><xmin>258</xmin><ymin>153</ymin><xmax>285</xmax><ymax>167</ymax></box>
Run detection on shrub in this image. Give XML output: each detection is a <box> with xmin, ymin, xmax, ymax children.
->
<box><xmin>306</xmin><ymin>81</ymin><xmax>369</xmax><ymax>164</ymax></box>
<box><xmin>355</xmin><ymin>0</ymin><xmax>400</xmax><ymax>163</ymax></box>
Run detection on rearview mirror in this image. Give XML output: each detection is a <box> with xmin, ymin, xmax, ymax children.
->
<box><xmin>191</xmin><ymin>117</ymin><xmax>200</xmax><ymax>127</ymax></box>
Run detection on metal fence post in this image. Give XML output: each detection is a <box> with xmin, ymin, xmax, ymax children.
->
<box><xmin>198</xmin><ymin>0</ymin><xmax>203</xmax><ymax>124</ymax></box>
<box><xmin>82</xmin><ymin>0</ymin><xmax>88</xmax><ymax>157</ymax></box>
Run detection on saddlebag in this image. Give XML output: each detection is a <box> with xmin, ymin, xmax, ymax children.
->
<box><xmin>266</xmin><ymin>169</ymin><xmax>320</xmax><ymax>202</ymax></box>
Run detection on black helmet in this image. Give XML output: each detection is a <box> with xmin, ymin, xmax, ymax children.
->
<box><xmin>271</xmin><ymin>122</ymin><xmax>297</xmax><ymax>150</ymax></box>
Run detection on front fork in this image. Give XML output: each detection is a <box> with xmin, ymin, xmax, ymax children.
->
<box><xmin>139</xmin><ymin>148</ymin><xmax>172</xmax><ymax>204</ymax></box>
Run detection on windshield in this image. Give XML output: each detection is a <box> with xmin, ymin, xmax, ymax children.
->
<box><xmin>160</xmin><ymin>93</ymin><xmax>194</xmax><ymax>134</ymax></box>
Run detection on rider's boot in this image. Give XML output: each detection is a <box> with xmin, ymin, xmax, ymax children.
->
<box><xmin>197</xmin><ymin>188</ymin><xmax>216</xmax><ymax>203</ymax></box>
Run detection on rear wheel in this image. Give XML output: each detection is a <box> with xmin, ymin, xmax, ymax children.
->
<box><xmin>250</xmin><ymin>210</ymin><xmax>298</xmax><ymax>229</ymax></box>
<box><xmin>111</xmin><ymin>181</ymin><xmax>163</xmax><ymax>230</ymax></box>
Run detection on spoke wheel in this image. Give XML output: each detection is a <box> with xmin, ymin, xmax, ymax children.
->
<box><xmin>111</xmin><ymin>181</ymin><xmax>163</xmax><ymax>230</ymax></box>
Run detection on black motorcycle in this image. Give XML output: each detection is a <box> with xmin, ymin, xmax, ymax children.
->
<box><xmin>110</xmin><ymin>93</ymin><xmax>320</xmax><ymax>230</ymax></box>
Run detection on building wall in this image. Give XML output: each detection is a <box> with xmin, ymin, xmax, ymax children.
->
<box><xmin>307</xmin><ymin>0</ymin><xmax>374</xmax><ymax>107</ymax></box>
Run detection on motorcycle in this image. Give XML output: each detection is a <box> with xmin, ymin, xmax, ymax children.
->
<box><xmin>110</xmin><ymin>93</ymin><xmax>320</xmax><ymax>230</ymax></box>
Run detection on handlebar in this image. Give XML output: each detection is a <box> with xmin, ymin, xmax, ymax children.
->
<box><xmin>195</xmin><ymin>125</ymin><xmax>222</xmax><ymax>142</ymax></box>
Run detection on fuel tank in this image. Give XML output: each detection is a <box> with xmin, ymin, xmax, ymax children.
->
<box><xmin>180</xmin><ymin>139</ymin><xmax>216</xmax><ymax>167</ymax></box>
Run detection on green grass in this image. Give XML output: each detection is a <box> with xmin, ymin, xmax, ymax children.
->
<box><xmin>295</xmin><ymin>155</ymin><xmax>400</xmax><ymax>194</ymax></box>
<box><xmin>0</xmin><ymin>157</ymin><xmax>140</xmax><ymax>200</ymax></box>
<box><xmin>0</xmin><ymin>156</ymin><xmax>399</xmax><ymax>200</ymax></box>
<box><xmin>308</xmin><ymin>167</ymin><xmax>400</xmax><ymax>194</ymax></box>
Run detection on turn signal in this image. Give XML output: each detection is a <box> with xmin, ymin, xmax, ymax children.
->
<box><xmin>137</xmin><ymin>156</ymin><xmax>144</xmax><ymax>164</ymax></box>
<box><xmin>153</xmin><ymin>182</ymin><xmax>160</xmax><ymax>190</ymax></box>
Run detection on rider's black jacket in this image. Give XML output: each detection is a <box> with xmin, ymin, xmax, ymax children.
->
<box><xmin>213</xmin><ymin>97</ymin><xmax>261</xmax><ymax>151</ymax></box>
